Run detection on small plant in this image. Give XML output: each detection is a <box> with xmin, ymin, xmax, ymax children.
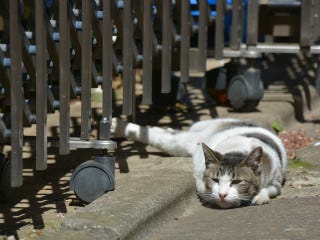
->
<box><xmin>288</xmin><ymin>159</ymin><xmax>313</xmax><ymax>169</ymax></box>
<box><xmin>272</xmin><ymin>120</ymin><xmax>284</xmax><ymax>133</ymax></box>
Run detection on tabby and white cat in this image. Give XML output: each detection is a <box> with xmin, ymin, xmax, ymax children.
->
<box><xmin>111</xmin><ymin>118</ymin><xmax>287</xmax><ymax>209</ymax></box>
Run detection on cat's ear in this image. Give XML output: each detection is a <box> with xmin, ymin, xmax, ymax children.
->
<box><xmin>202</xmin><ymin>143</ymin><xmax>222</xmax><ymax>167</ymax></box>
<box><xmin>241</xmin><ymin>147</ymin><xmax>263</xmax><ymax>174</ymax></box>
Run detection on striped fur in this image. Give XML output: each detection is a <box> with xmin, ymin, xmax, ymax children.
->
<box><xmin>111</xmin><ymin>118</ymin><xmax>287</xmax><ymax>208</ymax></box>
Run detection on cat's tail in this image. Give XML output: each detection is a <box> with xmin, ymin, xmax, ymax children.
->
<box><xmin>111</xmin><ymin>118</ymin><xmax>197</xmax><ymax>157</ymax></box>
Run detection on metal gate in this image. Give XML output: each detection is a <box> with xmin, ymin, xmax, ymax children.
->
<box><xmin>0</xmin><ymin>0</ymin><xmax>319</xmax><ymax>202</ymax></box>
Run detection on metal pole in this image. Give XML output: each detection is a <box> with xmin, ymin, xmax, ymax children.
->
<box><xmin>180</xmin><ymin>1</ymin><xmax>190</xmax><ymax>83</ymax></box>
<box><xmin>161</xmin><ymin>0</ymin><xmax>172</xmax><ymax>93</ymax></box>
<box><xmin>198</xmin><ymin>0</ymin><xmax>208</xmax><ymax>72</ymax></box>
<box><xmin>230</xmin><ymin>0</ymin><xmax>242</xmax><ymax>50</ymax></box>
<box><xmin>142</xmin><ymin>0</ymin><xmax>153</xmax><ymax>104</ymax></box>
<box><xmin>247</xmin><ymin>0</ymin><xmax>259</xmax><ymax>46</ymax></box>
<box><xmin>99</xmin><ymin>0</ymin><xmax>113</xmax><ymax>140</ymax></box>
<box><xmin>36</xmin><ymin>0</ymin><xmax>48</xmax><ymax>169</ymax></box>
<box><xmin>81</xmin><ymin>0</ymin><xmax>92</xmax><ymax>139</ymax></box>
<box><xmin>59</xmin><ymin>0</ymin><xmax>71</xmax><ymax>154</ymax></box>
<box><xmin>122</xmin><ymin>0</ymin><xmax>134</xmax><ymax>115</ymax></box>
<box><xmin>215</xmin><ymin>0</ymin><xmax>225</xmax><ymax>59</ymax></box>
<box><xmin>9</xmin><ymin>0</ymin><xmax>24</xmax><ymax>187</ymax></box>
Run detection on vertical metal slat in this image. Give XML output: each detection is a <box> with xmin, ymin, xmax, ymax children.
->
<box><xmin>9</xmin><ymin>0</ymin><xmax>24</xmax><ymax>187</ymax></box>
<box><xmin>81</xmin><ymin>0</ymin><xmax>92</xmax><ymax>139</ymax></box>
<box><xmin>99</xmin><ymin>0</ymin><xmax>113</xmax><ymax>140</ymax></box>
<box><xmin>161</xmin><ymin>0</ymin><xmax>172</xmax><ymax>93</ymax></box>
<box><xmin>246</xmin><ymin>0</ymin><xmax>259</xmax><ymax>46</ymax></box>
<box><xmin>314</xmin><ymin>1</ymin><xmax>320</xmax><ymax>44</ymax></box>
<box><xmin>122</xmin><ymin>0</ymin><xmax>134</xmax><ymax>115</ymax></box>
<box><xmin>59</xmin><ymin>0</ymin><xmax>71</xmax><ymax>154</ymax></box>
<box><xmin>142</xmin><ymin>0</ymin><xmax>153</xmax><ymax>104</ymax></box>
<box><xmin>180</xmin><ymin>1</ymin><xmax>190</xmax><ymax>83</ymax></box>
<box><xmin>230</xmin><ymin>0</ymin><xmax>242</xmax><ymax>50</ymax></box>
<box><xmin>215</xmin><ymin>0</ymin><xmax>224</xmax><ymax>59</ymax></box>
<box><xmin>300</xmin><ymin>0</ymin><xmax>313</xmax><ymax>47</ymax></box>
<box><xmin>36</xmin><ymin>0</ymin><xmax>48</xmax><ymax>169</ymax></box>
<box><xmin>198</xmin><ymin>0</ymin><xmax>208</xmax><ymax>72</ymax></box>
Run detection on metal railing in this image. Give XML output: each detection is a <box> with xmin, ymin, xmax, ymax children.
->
<box><xmin>0</xmin><ymin>0</ymin><xmax>207</xmax><ymax>200</ymax></box>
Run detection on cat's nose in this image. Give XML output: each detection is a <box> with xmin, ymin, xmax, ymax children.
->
<box><xmin>219</xmin><ymin>193</ymin><xmax>228</xmax><ymax>199</ymax></box>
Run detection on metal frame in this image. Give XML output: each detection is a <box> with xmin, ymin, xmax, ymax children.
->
<box><xmin>1</xmin><ymin>0</ymin><xmax>320</xmax><ymax>192</ymax></box>
<box><xmin>221</xmin><ymin>0</ymin><xmax>320</xmax><ymax>57</ymax></box>
<box><xmin>0</xmin><ymin>0</ymin><xmax>196</xmax><ymax>191</ymax></box>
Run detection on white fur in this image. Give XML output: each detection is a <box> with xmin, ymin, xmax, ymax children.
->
<box><xmin>209</xmin><ymin>174</ymin><xmax>241</xmax><ymax>208</ymax></box>
<box><xmin>111</xmin><ymin>118</ymin><xmax>287</xmax><ymax>206</ymax></box>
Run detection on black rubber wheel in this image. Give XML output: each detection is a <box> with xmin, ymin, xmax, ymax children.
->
<box><xmin>228</xmin><ymin>74</ymin><xmax>249</xmax><ymax>111</ymax></box>
<box><xmin>70</xmin><ymin>157</ymin><xmax>115</xmax><ymax>203</ymax></box>
<box><xmin>227</xmin><ymin>71</ymin><xmax>263</xmax><ymax>112</ymax></box>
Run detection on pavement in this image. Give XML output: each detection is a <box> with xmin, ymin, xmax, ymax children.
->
<box><xmin>179</xmin><ymin>196</ymin><xmax>320</xmax><ymax>239</ymax></box>
<box><xmin>2</xmin><ymin>55</ymin><xmax>320</xmax><ymax>239</ymax></box>
<box><xmin>150</xmin><ymin>197</ymin><xmax>320</xmax><ymax>240</ymax></box>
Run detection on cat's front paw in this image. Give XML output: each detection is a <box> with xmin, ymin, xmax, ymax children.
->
<box><xmin>252</xmin><ymin>191</ymin><xmax>270</xmax><ymax>205</ymax></box>
<box><xmin>111</xmin><ymin>117</ymin><xmax>127</xmax><ymax>137</ymax></box>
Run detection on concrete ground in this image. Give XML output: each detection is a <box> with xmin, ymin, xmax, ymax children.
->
<box><xmin>150</xmin><ymin>197</ymin><xmax>320</xmax><ymax>240</ymax></box>
<box><xmin>1</xmin><ymin>54</ymin><xmax>320</xmax><ymax>239</ymax></box>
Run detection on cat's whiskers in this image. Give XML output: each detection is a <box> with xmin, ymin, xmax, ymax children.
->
<box><xmin>238</xmin><ymin>193</ymin><xmax>253</xmax><ymax>200</ymax></box>
<box><xmin>199</xmin><ymin>192</ymin><xmax>251</xmax><ymax>208</ymax></box>
<box><xmin>198</xmin><ymin>192</ymin><xmax>214</xmax><ymax>203</ymax></box>
<box><xmin>237</xmin><ymin>194</ymin><xmax>253</xmax><ymax>206</ymax></box>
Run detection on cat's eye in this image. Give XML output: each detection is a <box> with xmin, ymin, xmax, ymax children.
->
<box><xmin>211</xmin><ymin>178</ymin><xmax>219</xmax><ymax>183</ymax></box>
<box><xmin>231</xmin><ymin>179</ymin><xmax>242</xmax><ymax>185</ymax></box>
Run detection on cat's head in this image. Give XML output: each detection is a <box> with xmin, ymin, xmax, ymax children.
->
<box><xmin>199</xmin><ymin>143</ymin><xmax>262</xmax><ymax>209</ymax></box>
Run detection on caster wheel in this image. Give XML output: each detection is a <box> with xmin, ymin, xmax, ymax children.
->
<box><xmin>70</xmin><ymin>156</ymin><xmax>115</xmax><ymax>203</ymax></box>
<box><xmin>227</xmin><ymin>68</ymin><xmax>264</xmax><ymax>112</ymax></box>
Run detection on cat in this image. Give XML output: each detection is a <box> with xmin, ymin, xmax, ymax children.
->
<box><xmin>111</xmin><ymin>117</ymin><xmax>287</xmax><ymax>209</ymax></box>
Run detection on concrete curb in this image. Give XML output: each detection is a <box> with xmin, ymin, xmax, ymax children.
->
<box><xmin>42</xmin><ymin>160</ymin><xmax>196</xmax><ymax>240</ymax></box>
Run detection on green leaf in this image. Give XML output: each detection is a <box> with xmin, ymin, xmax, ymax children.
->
<box><xmin>272</xmin><ymin>121</ymin><xmax>284</xmax><ymax>133</ymax></box>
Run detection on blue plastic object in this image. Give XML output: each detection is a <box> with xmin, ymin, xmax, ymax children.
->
<box><xmin>28</xmin><ymin>45</ymin><xmax>36</xmax><ymax>55</ymax></box>
<box><xmin>52</xmin><ymin>32</ymin><xmax>60</xmax><ymax>41</ymax></box>
<box><xmin>46</xmin><ymin>0</ymin><xmax>54</xmax><ymax>8</ymax></box>
<box><xmin>2</xmin><ymin>58</ymin><xmax>11</xmax><ymax>68</ymax></box>
<box><xmin>190</xmin><ymin>0</ymin><xmax>248</xmax><ymax>43</ymax></box>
